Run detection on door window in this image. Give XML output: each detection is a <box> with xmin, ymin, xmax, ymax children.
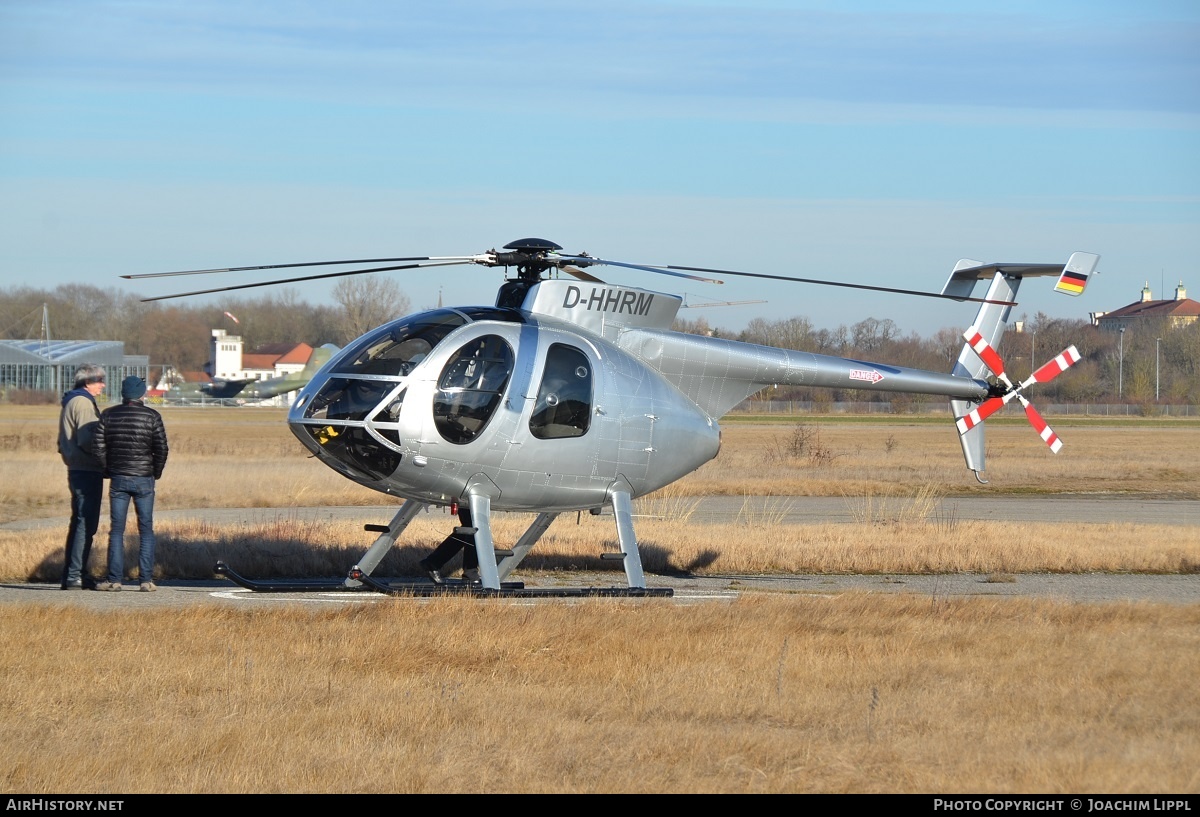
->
<box><xmin>529</xmin><ymin>344</ymin><xmax>593</xmax><ymax>439</ymax></box>
<box><xmin>433</xmin><ymin>335</ymin><xmax>514</xmax><ymax>444</ymax></box>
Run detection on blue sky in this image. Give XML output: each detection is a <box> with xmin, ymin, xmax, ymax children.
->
<box><xmin>2</xmin><ymin>0</ymin><xmax>1197</xmax><ymax>336</ymax></box>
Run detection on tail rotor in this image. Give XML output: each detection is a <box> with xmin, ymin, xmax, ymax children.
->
<box><xmin>1014</xmin><ymin>392</ymin><xmax>1063</xmax><ymax>454</ymax></box>
<box><xmin>956</xmin><ymin>328</ymin><xmax>1079</xmax><ymax>453</ymax></box>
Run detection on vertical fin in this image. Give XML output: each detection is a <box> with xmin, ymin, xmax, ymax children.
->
<box><xmin>949</xmin><ymin>271</ymin><xmax>1021</xmax><ymax>476</ymax></box>
<box><xmin>1054</xmin><ymin>252</ymin><xmax>1099</xmax><ymax>297</ymax></box>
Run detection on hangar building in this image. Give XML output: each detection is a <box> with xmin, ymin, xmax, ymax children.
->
<box><xmin>0</xmin><ymin>339</ymin><xmax>150</xmax><ymax>399</ymax></box>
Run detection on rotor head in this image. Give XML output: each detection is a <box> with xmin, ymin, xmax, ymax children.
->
<box><xmin>479</xmin><ymin>238</ymin><xmax>571</xmax><ymax>281</ymax></box>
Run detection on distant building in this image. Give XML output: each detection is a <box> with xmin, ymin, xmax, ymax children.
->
<box><xmin>203</xmin><ymin>329</ymin><xmax>313</xmax><ymax>383</ymax></box>
<box><xmin>163</xmin><ymin>329</ymin><xmax>315</xmax><ymax>406</ymax></box>
<box><xmin>1092</xmin><ymin>281</ymin><xmax>1200</xmax><ymax>332</ymax></box>
<box><xmin>0</xmin><ymin>339</ymin><xmax>149</xmax><ymax>398</ymax></box>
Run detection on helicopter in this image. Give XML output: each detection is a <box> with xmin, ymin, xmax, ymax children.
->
<box><xmin>127</xmin><ymin>239</ymin><xmax>1099</xmax><ymax>596</ymax></box>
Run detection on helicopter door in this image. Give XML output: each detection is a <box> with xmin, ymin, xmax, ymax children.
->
<box><xmin>529</xmin><ymin>343</ymin><xmax>593</xmax><ymax>439</ymax></box>
<box><xmin>433</xmin><ymin>334</ymin><xmax>515</xmax><ymax>444</ymax></box>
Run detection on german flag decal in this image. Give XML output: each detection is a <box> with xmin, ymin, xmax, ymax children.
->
<box><xmin>1054</xmin><ymin>269</ymin><xmax>1089</xmax><ymax>296</ymax></box>
<box><xmin>1052</xmin><ymin>251</ymin><xmax>1100</xmax><ymax>297</ymax></box>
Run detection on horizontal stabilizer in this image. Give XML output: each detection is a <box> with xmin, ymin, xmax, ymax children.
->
<box><xmin>941</xmin><ymin>253</ymin><xmax>1099</xmax><ymax>300</ymax></box>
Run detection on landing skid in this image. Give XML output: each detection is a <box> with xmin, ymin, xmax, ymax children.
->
<box><xmin>214</xmin><ymin>561</ymin><xmax>672</xmax><ymax>598</ymax></box>
<box><xmin>214</xmin><ymin>490</ymin><xmax>675</xmax><ymax>599</ymax></box>
<box><xmin>214</xmin><ymin>562</ymin><xmax>350</xmax><ymax>593</ymax></box>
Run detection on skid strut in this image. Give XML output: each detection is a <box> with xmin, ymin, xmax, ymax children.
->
<box><xmin>214</xmin><ymin>495</ymin><xmax>673</xmax><ymax>597</ymax></box>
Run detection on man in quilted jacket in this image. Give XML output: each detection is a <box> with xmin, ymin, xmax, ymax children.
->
<box><xmin>92</xmin><ymin>376</ymin><xmax>169</xmax><ymax>592</ymax></box>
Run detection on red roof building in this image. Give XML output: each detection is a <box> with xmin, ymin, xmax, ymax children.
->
<box><xmin>1094</xmin><ymin>282</ymin><xmax>1199</xmax><ymax>332</ymax></box>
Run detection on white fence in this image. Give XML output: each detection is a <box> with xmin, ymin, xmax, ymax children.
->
<box><xmin>731</xmin><ymin>400</ymin><xmax>1198</xmax><ymax>417</ymax></box>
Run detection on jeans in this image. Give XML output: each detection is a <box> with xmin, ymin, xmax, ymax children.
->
<box><xmin>62</xmin><ymin>470</ymin><xmax>104</xmax><ymax>586</ymax></box>
<box><xmin>107</xmin><ymin>475</ymin><xmax>157</xmax><ymax>584</ymax></box>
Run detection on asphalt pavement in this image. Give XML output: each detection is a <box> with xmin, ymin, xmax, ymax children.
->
<box><xmin>3</xmin><ymin>495</ymin><xmax>1197</xmax><ymax>533</ymax></box>
<box><xmin>4</xmin><ymin>496</ymin><xmax>1196</xmax><ymax>608</ymax></box>
<box><xmin>2</xmin><ymin>571</ymin><xmax>1198</xmax><ymax>609</ymax></box>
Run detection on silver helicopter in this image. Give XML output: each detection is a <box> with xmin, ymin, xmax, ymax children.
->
<box><xmin>129</xmin><ymin>239</ymin><xmax>1098</xmax><ymax>595</ymax></box>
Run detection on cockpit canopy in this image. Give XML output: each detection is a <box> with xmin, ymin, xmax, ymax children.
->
<box><xmin>291</xmin><ymin>306</ymin><xmax>531</xmax><ymax>482</ymax></box>
<box><xmin>330</xmin><ymin>309</ymin><xmax>473</xmax><ymax>376</ymax></box>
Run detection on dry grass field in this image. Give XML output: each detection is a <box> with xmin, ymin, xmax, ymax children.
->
<box><xmin>2</xmin><ymin>405</ymin><xmax>1198</xmax><ymax>581</ymax></box>
<box><xmin>4</xmin><ymin>406</ymin><xmax>1199</xmax><ymax>530</ymax></box>
<box><xmin>2</xmin><ymin>404</ymin><xmax>1198</xmax><ymax>793</ymax></box>
<box><xmin>2</xmin><ymin>596</ymin><xmax>1198</xmax><ymax>793</ymax></box>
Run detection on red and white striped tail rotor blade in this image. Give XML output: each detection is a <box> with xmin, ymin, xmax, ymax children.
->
<box><xmin>956</xmin><ymin>394</ymin><xmax>1010</xmax><ymax>436</ymax></box>
<box><xmin>963</xmin><ymin>327</ymin><xmax>1012</xmax><ymax>387</ymax></box>
<box><xmin>1015</xmin><ymin>394</ymin><xmax>1063</xmax><ymax>454</ymax></box>
<box><xmin>1019</xmin><ymin>346</ymin><xmax>1081</xmax><ymax>390</ymax></box>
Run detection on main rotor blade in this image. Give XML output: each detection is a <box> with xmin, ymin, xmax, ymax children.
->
<box><xmin>560</xmin><ymin>265</ymin><xmax>605</xmax><ymax>283</ymax></box>
<box><xmin>555</xmin><ymin>255</ymin><xmax>723</xmax><ymax>284</ymax></box>
<box><xmin>661</xmin><ymin>265</ymin><xmax>1017</xmax><ymax>306</ymax></box>
<box><xmin>138</xmin><ymin>260</ymin><xmax>473</xmax><ymax>302</ymax></box>
<box><xmin>123</xmin><ymin>255</ymin><xmax>478</xmax><ymax>280</ymax></box>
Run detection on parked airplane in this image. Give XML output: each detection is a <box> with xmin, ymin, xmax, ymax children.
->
<box><xmin>168</xmin><ymin>344</ymin><xmax>337</xmax><ymax>402</ymax></box>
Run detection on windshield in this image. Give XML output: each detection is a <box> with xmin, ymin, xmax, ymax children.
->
<box><xmin>332</xmin><ymin>309</ymin><xmax>469</xmax><ymax>376</ymax></box>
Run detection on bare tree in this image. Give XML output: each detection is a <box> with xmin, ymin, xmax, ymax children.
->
<box><xmin>850</xmin><ymin>317</ymin><xmax>899</xmax><ymax>354</ymax></box>
<box><xmin>331</xmin><ymin>276</ymin><xmax>412</xmax><ymax>344</ymax></box>
<box><xmin>738</xmin><ymin>316</ymin><xmax>813</xmax><ymax>350</ymax></box>
<box><xmin>671</xmin><ymin>315</ymin><xmax>711</xmax><ymax>336</ymax></box>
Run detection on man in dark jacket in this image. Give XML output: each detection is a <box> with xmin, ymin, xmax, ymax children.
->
<box><xmin>92</xmin><ymin>376</ymin><xmax>169</xmax><ymax>592</ymax></box>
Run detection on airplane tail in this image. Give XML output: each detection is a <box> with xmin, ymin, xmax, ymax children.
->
<box><xmin>293</xmin><ymin>343</ymin><xmax>337</xmax><ymax>379</ymax></box>
<box><xmin>243</xmin><ymin>344</ymin><xmax>340</xmax><ymax>400</ymax></box>
<box><xmin>943</xmin><ymin>253</ymin><xmax>1098</xmax><ymax>482</ymax></box>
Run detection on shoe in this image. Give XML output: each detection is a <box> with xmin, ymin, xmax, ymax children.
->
<box><xmin>60</xmin><ymin>581</ymin><xmax>83</xmax><ymax>591</ymax></box>
<box><xmin>418</xmin><ymin>558</ymin><xmax>444</xmax><ymax>585</ymax></box>
<box><xmin>82</xmin><ymin>576</ymin><xmax>98</xmax><ymax>590</ymax></box>
<box><xmin>94</xmin><ymin>581</ymin><xmax>122</xmax><ymax>592</ymax></box>
<box><xmin>462</xmin><ymin>568</ymin><xmax>481</xmax><ymax>583</ymax></box>
<box><xmin>140</xmin><ymin>582</ymin><xmax>157</xmax><ymax>592</ymax></box>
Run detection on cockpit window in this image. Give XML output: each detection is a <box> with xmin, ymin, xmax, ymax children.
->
<box><xmin>433</xmin><ymin>335</ymin><xmax>514</xmax><ymax>444</ymax></box>
<box><xmin>371</xmin><ymin>388</ymin><xmax>406</xmax><ymax>424</ymax></box>
<box><xmin>529</xmin><ymin>344</ymin><xmax>593</xmax><ymax>439</ymax></box>
<box><xmin>299</xmin><ymin>424</ymin><xmax>402</xmax><ymax>482</ymax></box>
<box><xmin>333</xmin><ymin>309</ymin><xmax>468</xmax><ymax>376</ymax></box>
<box><xmin>304</xmin><ymin>378</ymin><xmax>395</xmax><ymax>422</ymax></box>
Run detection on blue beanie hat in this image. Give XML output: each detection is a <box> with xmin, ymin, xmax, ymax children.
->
<box><xmin>121</xmin><ymin>376</ymin><xmax>147</xmax><ymax>401</ymax></box>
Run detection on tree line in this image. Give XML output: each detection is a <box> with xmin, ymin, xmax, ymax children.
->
<box><xmin>3</xmin><ymin>280</ymin><xmax>1195</xmax><ymax>404</ymax></box>
<box><xmin>1</xmin><ymin>278</ymin><xmax>410</xmax><ymax>376</ymax></box>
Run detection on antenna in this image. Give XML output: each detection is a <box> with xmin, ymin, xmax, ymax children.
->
<box><xmin>40</xmin><ymin>303</ymin><xmax>51</xmax><ymax>354</ymax></box>
<box><xmin>678</xmin><ymin>293</ymin><xmax>767</xmax><ymax>309</ymax></box>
